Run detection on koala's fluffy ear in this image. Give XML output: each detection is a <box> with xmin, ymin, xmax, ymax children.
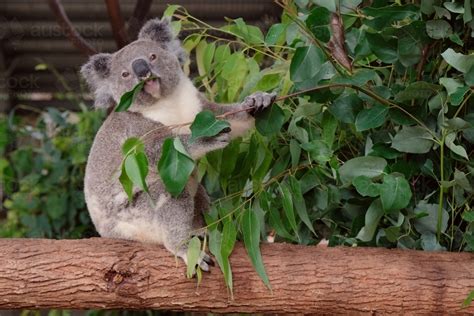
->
<box><xmin>80</xmin><ymin>53</ymin><xmax>116</xmax><ymax>109</ymax></box>
<box><xmin>138</xmin><ymin>18</ymin><xmax>187</xmax><ymax>65</ymax></box>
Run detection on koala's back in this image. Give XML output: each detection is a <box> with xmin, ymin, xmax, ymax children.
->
<box><xmin>84</xmin><ymin>111</ymin><xmax>169</xmax><ymax>236</ymax></box>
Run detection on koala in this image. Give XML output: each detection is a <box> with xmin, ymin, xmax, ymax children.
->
<box><xmin>80</xmin><ymin>18</ymin><xmax>276</xmax><ymax>271</ymax></box>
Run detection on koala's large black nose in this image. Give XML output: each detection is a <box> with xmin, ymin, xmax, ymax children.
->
<box><xmin>132</xmin><ymin>58</ymin><xmax>151</xmax><ymax>79</ymax></box>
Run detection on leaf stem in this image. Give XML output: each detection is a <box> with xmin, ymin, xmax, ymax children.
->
<box><xmin>437</xmin><ymin>132</ymin><xmax>445</xmax><ymax>242</ymax></box>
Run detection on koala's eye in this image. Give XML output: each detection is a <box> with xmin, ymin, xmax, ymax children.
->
<box><xmin>149</xmin><ymin>53</ymin><xmax>157</xmax><ymax>61</ymax></box>
<box><xmin>121</xmin><ymin>71</ymin><xmax>130</xmax><ymax>78</ymax></box>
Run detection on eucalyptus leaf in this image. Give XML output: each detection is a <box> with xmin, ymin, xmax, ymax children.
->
<box><xmin>115</xmin><ymin>81</ymin><xmax>145</xmax><ymax>112</ymax></box>
<box><xmin>339</xmin><ymin>156</ymin><xmax>387</xmax><ymax>185</ymax></box>
<box><xmin>356</xmin><ymin>199</ymin><xmax>384</xmax><ymax>242</ymax></box>
<box><xmin>391</xmin><ymin>126</ymin><xmax>434</xmax><ymax>154</ymax></box>
<box><xmin>441</xmin><ymin>48</ymin><xmax>474</xmax><ymax>73</ymax></box>
<box><xmin>379</xmin><ymin>174</ymin><xmax>412</xmax><ymax>211</ymax></box>
<box><xmin>279</xmin><ymin>182</ymin><xmax>299</xmax><ymax>238</ymax></box>
<box><xmin>157</xmin><ymin>137</ymin><xmax>195</xmax><ymax>197</ymax></box>
<box><xmin>289</xmin><ymin>176</ymin><xmax>316</xmax><ymax>235</ymax></box>
<box><xmin>124</xmin><ymin>152</ymin><xmax>149</xmax><ymax>193</ymax></box>
<box><xmin>355</xmin><ymin>104</ymin><xmax>389</xmax><ymax>131</ymax></box>
<box><xmin>255</xmin><ymin>104</ymin><xmax>286</xmax><ymax>136</ymax></box>
<box><xmin>186</xmin><ymin>236</ymin><xmax>201</xmax><ymax>278</ymax></box>
<box><xmin>445</xmin><ymin>132</ymin><xmax>469</xmax><ymax>159</ymax></box>
<box><xmin>190</xmin><ymin>110</ymin><xmax>230</xmax><ymax>142</ymax></box>
<box><xmin>306</xmin><ymin>7</ymin><xmax>331</xmax><ymax>43</ymax></box>
<box><xmin>242</xmin><ymin>208</ymin><xmax>271</xmax><ymax>289</ymax></box>
<box><xmin>353</xmin><ymin>175</ymin><xmax>380</xmax><ymax>197</ymax></box>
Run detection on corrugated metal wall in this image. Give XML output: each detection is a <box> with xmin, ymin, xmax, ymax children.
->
<box><xmin>0</xmin><ymin>0</ymin><xmax>281</xmax><ymax>111</ymax></box>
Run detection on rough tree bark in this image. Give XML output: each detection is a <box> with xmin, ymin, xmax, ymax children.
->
<box><xmin>0</xmin><ymin>238</ymin><xmax>473</xmax><ymax>314</ymax></box>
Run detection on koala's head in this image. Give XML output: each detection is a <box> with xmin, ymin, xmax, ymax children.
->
<box><xmin>81</xmin><ymin>18</ymin><xmax>186</xmax><ymax>110</ymax></box>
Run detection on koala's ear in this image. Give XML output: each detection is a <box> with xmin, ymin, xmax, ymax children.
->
<box><xmin>139</xmin><ymin>18</ymin><xmax>188</xmax><ymax>65</ymax></box>
<box><xmin>138</xmin><ymin>18</ymin><xmax>174</xmax><ymax>43</ymax></box>
<box><xmin>80</xmin><ymin>53</ymin><xmax>112</xmax><ymax>87</ymax></box>
<box><xmin>80</xmin><ymin>53</ymin><xmax>115</xmax><ymax>109</ymax></box>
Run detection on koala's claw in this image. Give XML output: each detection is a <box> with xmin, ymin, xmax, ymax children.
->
<box><xmin>220</xmin><ymin>126</ymin><xmax>232</xmax><ymax>134</ymax></box>
<box><xmin>195</xmin><ymin>252</ymin><xmax>214</xmax><ymax>273</ymax></box>
<box><xmin>214</xmin><ymin>132</ymin><xmax>231</xmax><ymax>144</ymax></box>
<box><xmin>243</xmin><ymin>92</ymin><xmax>277</xmax><ymax>116</ymax></box>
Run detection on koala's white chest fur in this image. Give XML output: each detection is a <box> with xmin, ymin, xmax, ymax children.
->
<box><xmin>138</xmin><ymin>77</ymin><xmax>202</xmax><ymax>134</ymax></box>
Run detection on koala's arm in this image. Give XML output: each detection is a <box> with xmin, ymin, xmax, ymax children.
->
<box><xmin>138</xmin><ymin>121</ymin><xmax>230</xmax><ymax>166</ymax></box>
<box><xmin>199</xmin><ymin>92</ymin><xmax>276</xmax><ymax>138</ymax></box>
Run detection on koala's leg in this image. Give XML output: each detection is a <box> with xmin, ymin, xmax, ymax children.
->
<box><xmin>193</xmin><ymin>183</ymin><xmax>210</xmax><ymax>234</ymax></box>
<box><xmin>200</xmin><ymin>92</ymin><xmax>277</xmax><ymax>138</ymax></box>
<box><xmin>158</xmin><ymin>191</ymin><xmax>213</xmax><ymax>271</ymax></box>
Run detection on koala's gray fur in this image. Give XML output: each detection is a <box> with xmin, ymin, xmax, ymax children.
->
<box><xmin>81</xmin><ymin>18</ymin><xmax>275</xmax><ymax>270</ymax></box>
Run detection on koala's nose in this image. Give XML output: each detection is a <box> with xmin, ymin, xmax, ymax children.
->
<box><xmin>131</xmin><ymin>58</ymin><xmax>151</xmax><ymax>79</ymax></box>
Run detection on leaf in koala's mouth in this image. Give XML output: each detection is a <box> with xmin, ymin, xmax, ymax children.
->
<box><xmin>115</xmin><ymin>81</ymin><xmax>145</xmax><ymax>112</ymax></box>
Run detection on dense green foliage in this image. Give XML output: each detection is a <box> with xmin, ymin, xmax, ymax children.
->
<box><xmin>0</xmin><ymin>107</ymin><xmax>104</xmax><ymax>238</ymax></box>
<box><xmin>1</xmin><ymin>0</ymin><xmax>474</xmax><ymax>295</ymax></box>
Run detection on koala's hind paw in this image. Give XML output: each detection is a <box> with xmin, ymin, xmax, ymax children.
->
<box><xmin>243</xmin><ymin>92</ymin><xmax>277</xmax><ymax>116</ymax></box>
<box><xmin>182</xmin><ymin>251</ymin><xmax>214</xmax><ymax>274</ymax></box>
<box><xmin>197</xmin><ymin>252</ymin><xmax>215</xmax><ymax>272</ymax></box>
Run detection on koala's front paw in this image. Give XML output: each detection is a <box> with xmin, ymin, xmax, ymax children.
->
<box><xmin>207</xmin><ymin>130</ymin><xmax>231</xmax><ymax>151</ymax></box>
<box><xmin>242</xmin><ymin>92</ymin><xmax>277</xmax><ymax>116</ymax></box>
<box><xmin>188</xmin><ymin>130</ymin><xmax>231</xmax><ymax>159</ymax></box>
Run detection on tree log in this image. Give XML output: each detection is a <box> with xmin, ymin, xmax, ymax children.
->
<box><xmin>0</xmin><ymin>238</ymin><xmax>473</xmax><ymax>314</ymax></box>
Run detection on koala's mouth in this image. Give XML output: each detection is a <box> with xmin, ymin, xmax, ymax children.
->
<box><xmin>142</xmin><ymin>77</ymin><xmax>161</xmax><ymax>98</ymax></box>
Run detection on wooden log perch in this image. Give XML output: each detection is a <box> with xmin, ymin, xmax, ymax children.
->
<box><xmin>1</xmin><ymin>238</ymin><xmax>473</xmax><ymax>314</ymax></box>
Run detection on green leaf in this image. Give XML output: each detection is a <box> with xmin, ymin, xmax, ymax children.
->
<box><xmin>379</xmin><ymin>174</ymin><xmax>412</xmax><ymax>211</ymax></box>
<box><xmin>221</xmin><ymin>52</ymin><xmax>248</xmax><ymax>101</ymax></box>
<box><xmin>163</xmin><ymin>4</ymin><xmax>181</xmax><ymax>17</ymax></box>
<box><xmin>121</xmin><ymin>137</ymin><xmax>144</xmax><ymax>155</ymax></box>
<box><xmin>395</xmin><ymin>82</ymin><xmax>442</xmax><ymax>102</ymax></box>
<box><xmin>355</xmin><ymin>104</ymin><xmax>388</xmax><ymax>131</ymax></box>
<box><xmin>306</xmin><ymin>7</ymin><xmax>331</xmax><ymax>43</ymax></box>
<box><xmin>450</xmin><ymin>85</ymin><xmax>470</xmax><ymax>106</ymax></box>
<box><xmin>124</xmin><ymin>152</ymin><xmax>149</xmax><ymax>193</ymax></box>
<box><xmin>462</xmin><ymin>211</ymin><xmax>474</xmax><ymax>223</ymax></box>
<box><xmin>255</xmin><ymin>104</ymin><xmax>286</xmax><ymax>136</ymax></box>
<box><xmin>300</xmin><ymin>140</ymin><xmax>333</xmax><ymax>164</ymax></box>
<box><xmin>391</xmin><ymin>126</ymin><xmax>434</xmax><ymax>154</ymax></box>
<box><xmin>186</xmin><ymin>236</ymin><xmax>201</xmax><ymax>278</ymax></box>
<box><xmin>365</xmin><ymin>32</ymin><xmax>398</xmax><ymax>63</ymax></box>
<box><xmin>353</xmin><ymin>175</ymin><xmax>380</xmax><ymax>197</ymax></box>
<box><xmin>414</xmin><ymin>202</ymin><xmax>448</xmax><ymax>234</ymax></box>
<box><xmin>465</xmin><ymin>65</ymin><xmax>474</xmax><ymax>85</ymax></box>
<box><xmin>356</xmin><ymin>199</ymin><xmax>384</xmax><ymax>242</ymax></box>
<box><xmin>242</xmin><ymin>208</ymin><xmax>271</xmax><ymax>289</ymax></box>
<box><xmin>329</xmin><ymin>93</ymin><xmax>363</xmax><ymax>124</ymax></box>
<box><xmin>441</xmin><ymin>48</ymin><xmax>474</xmax><ymax>73</ymax></box>
<box><xmin>362</xmin><ymin>4</ymin><xmax>419</xmax><ymax>30</ymax></box>
<box><xmin>463</xmin><ymin>290</ymin><xmax>474</xmax><ymax>308</ymax></box>
<box><xmin>119</xmin><ymin>164</ymin><xmax>134</xmax><ymax>201</ymax></box>
<box><xmin>115</xmin><ymin>81</ymin><xmax>145</xmax><ymax>112</ymax></box>
<box><xmin>290</xmin><ymin>45</ymin><xmax>323</xmax><ymax>83</ymax></box>
<box><xmin>445</xmin><ymin>132</ymin><xmax>469</xmax><ymax>159</ymax></box>
<box><xmin>279</xmin><ymin>182</ymin><xmax>298</xmax><ymax>237</ymax></box>
<box><xmin>398</xmin><ymin>36</ymin><xmax>421</xmax><ymax>67</ymax></box>
<box><xmin>289</xmin><ymin>176</ymin><xmax>316</xmax><ymax>235</ymax></box>
<box><xmin>426</xmin><ymin>20</ymin><xmax>453</xmax><ymax>39</ymax></box>
<box><xmin>339</xmin><ymin>156</ymin><xmax>387</xmax><ymax>185</ymax></box>
<box><xmin>209</xmin><ymin>228</ymin><xmax>233</xmax><ymax>295</ymax></box>
<box><xmin>420</xmin><ymin>233</ymin><xmax>446</xmax><ymax>251</ymax></box>
<box><xmin>157</xmin><ymin>138</ymin><xmax>195</xmax><ymax>197</ymax></box>
<box><xmin>265</xmin><ymin>23</ymin><xmax>287</xmax><ymax>45</ymax></box>
<box><xmin>190</xmin><ymin>110</ymin><xmax>230</xmax><ymax>142</ymax></box>
<box><xmin>209</xmin><ymin>221</ymin><xmax>236</xmax><ymax>296</ymax></box>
